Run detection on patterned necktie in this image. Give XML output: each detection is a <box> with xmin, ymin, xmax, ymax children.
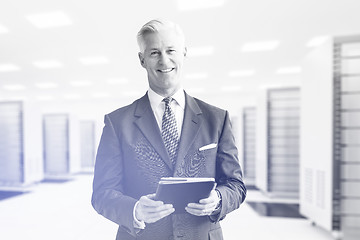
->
<box><xmin>161</xmin><ymin>97</ymin><xmax>179</xmax><ymax>166</ymax></box>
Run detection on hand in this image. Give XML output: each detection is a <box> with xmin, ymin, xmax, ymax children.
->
<box><xmin>135</xmin><ymin>193</ymin><xmax>175</xmax><ymax>223</ymax></box>
<box><xmin>185</xmin><ymin>190</ymin><xmax>220</xmax><ymax>216</ymax></box>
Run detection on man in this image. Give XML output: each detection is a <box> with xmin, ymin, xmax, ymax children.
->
<box><xmin>91</xmin><ymin>19</ymin><xmax>246</xmax><ymax>240</ymax></box>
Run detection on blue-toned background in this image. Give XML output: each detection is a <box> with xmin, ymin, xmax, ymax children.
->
<box><xmin>1</xmin><ymin>0</ymin><xmax>359</xmax><ymax>239</ymax></box>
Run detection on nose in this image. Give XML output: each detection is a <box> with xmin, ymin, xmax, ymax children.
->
<box><xmin>159</xmin><ymin>52</ymin><xmax>171</xmax><ymax>65</ymax></box>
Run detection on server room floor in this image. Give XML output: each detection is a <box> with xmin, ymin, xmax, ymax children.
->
<box><xmin>0</xmin><ymin>174</ymin><xmax>334</xmax><ymax>240</ymax></box>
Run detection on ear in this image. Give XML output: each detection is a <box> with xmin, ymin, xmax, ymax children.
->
<box><xmin>138</xmin><ymin>52</ymin><xmax>146</xmax><ymax>68</ymax></box>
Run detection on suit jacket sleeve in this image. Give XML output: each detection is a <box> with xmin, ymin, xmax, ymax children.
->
<box><xmin>211</xmin><ymin>110</ymin><xmax>247</xmax><ymax>222</ymax></box>
<box><xmin>91</xmin><ymin>114</ymin><xmax>139</xmax><ymax>236</ymax></box>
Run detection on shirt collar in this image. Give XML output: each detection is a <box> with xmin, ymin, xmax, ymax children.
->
<box><xmin>148</xmin><ymin>88</ymin><xmax>185</xmax><ymax>110</ymax></box>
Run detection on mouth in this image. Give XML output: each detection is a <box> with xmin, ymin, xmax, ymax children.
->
<box><xmin>157</xmin><ymin>68</ymin><xmax>175</xmax><ymax>73</ymax></box>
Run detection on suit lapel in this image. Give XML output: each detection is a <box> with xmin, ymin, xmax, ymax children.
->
<box><xmin>175</xmin><ymin>93</ymin><xmax>202</xmax><ymax>171</ymax></box>
<box><xmin>134</xmin><ymin>94</ymin><xmax>174</xmax><ymax>170</ymax></box>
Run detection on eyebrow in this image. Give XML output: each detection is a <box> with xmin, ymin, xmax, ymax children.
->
<box><xmin>148</xmin><ymin>46</ymin><xmax>177</xmax><ymax>51</ymax></box>
<box><xmin>147</xmin><ymin>47</ymin><xmax>161</xmax><ymax>51</ymax></box>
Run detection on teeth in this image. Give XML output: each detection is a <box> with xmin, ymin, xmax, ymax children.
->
<box><xmin>159</xmin><ymin>68</ymin><xmax>173</xmax><ymax>73</ymax></box>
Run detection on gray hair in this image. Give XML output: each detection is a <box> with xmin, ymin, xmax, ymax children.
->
<box><xmin>137</xmin><ymin>19</ymin><xmax>186</xmax><ymax>53</ymax></box>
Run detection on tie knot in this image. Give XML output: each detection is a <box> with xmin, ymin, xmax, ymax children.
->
<box><xmin>163</xmin><ymin>97</ymin><xmax>173</xmax><ymax>105</ymax></box>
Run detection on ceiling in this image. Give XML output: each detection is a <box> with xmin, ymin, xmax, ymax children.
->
<box><xmin>0</xmin><ymin>0</ymin><xmax>359</xmax><ymax>117</ymax></box>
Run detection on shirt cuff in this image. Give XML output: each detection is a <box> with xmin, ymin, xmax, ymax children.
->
<box><xmin>214</xmin><ymin>189</ymin><xmax>222</xmax><ymax>210</ymax></box>
<box><xmin>133</xmin><ymin>201</ymin><xmax>146</xmax><ymax>229</ymax></box>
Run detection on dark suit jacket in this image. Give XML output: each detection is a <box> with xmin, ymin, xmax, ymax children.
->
<box><xmin>92</xmin><ymin>91</ymin><xmax>246</xmax><ymax>240</ymax></box>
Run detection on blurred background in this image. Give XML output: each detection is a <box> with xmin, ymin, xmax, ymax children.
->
<box><xmin>0</xmin><ymin>0</ymin><xmax>359</xmax><ymax>239</ymax></box>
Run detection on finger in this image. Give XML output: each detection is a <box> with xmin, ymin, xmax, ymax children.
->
<box><xmin>186</xmin><ymin>201</ymin><xmax>217</xmax><ymax>216</ymax></box>
<box><xmin>199</xmin><ymin>190</ymin><xmax>218</xmax><ymax>204</ymax></box>
<box><xmin>139</xmin><ymin>195</ymin><xmax>164</xmax><ymax>207</ymax></box>
<box><xmin>199</xmin><ymin>198</ymin><xmax>214</xmax><ymax>204</ymax></box>
<box><xmin>187</xmin><ymin>202</ymin><xmax>216</xmax><ymax>210</ymax></box>
<box><xmin>146</xmin><ymin>193</ymin><xmax>157</xmax><ymax>199</ymax></box>
<box><xmin>146</xmin><ymin>207</ymin><xmax>175</xmax><ymax>223</ymax></box>
<box><xmin>187</xmin><ymin>203</ymin><xmax>204</xmax><ymax>209</ymax></box>
<box><xmin>142</xmin><ymin>204</ymin><xmax>173</xmax><ymax>214</ymax></box>
<box><xmin>185</xmin><ymin>206</ymin><xmax>212</xmax><ymax>216</ymax></box>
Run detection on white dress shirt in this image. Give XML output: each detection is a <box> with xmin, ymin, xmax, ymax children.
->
<box><xmin>133</xmin><ymin>88</ymin><xmax>185</xmax><ymax>229</ymax></box>
<box><xmin>147</xmin><ymin>87</ymin><xmax>185</xmax><ymax>138</ymax></box>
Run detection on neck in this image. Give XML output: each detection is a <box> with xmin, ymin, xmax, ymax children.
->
<box><xmin>150</xmin><ymin>86</ymin><xmax>181</xmax><ymax>98</ymax></box>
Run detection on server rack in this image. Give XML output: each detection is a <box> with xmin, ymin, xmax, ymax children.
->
<box><xmin>267</xmin><ymin>88</ymin><xmax>300</xmax><ymax>198</ymax></box>
<box><xmin>43</xmin><ymin>114</ymin><xmax>69</xmax><ymax>175</ymax></box>
<box><xmin>79</xmin><ymin>120</ymin><xmax>96</xmax><ymax>170</ymax></box>
<box><xmin>43</xmin><ymin>114</ymin><xmax>80</xmax><ymax>178</ymax></box>
<box><xmin>334</xmin><ymin>36</ymin><xmax>360</xmax><ymax>240</ymax></box>
<box><xmin>0</xmin><ymin>101</ymin><xmax>24</xmax><ymax>184</ymax></box>
<box><xmin>300</xmin><ymin>35</ymin><xmax>360</xmax><ymax>240</ymax></box>
<box><xmin>256</xmin><ymin>86</ymin><xmax>301</xmax><ymax>199</ymax></box>
<box><xmin>242</xmin><ymin>107</ymin><xmax>256</xmax><ymax>186</ymax></box>
<box><xmin>0</xmin><ymin>101</ymin><xmax>43</xmax><ymax>186</ymax></box>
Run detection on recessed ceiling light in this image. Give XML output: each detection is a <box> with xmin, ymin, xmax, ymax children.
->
<box><xmin>241</xmin><ymin>40</ymin><xmax>280</xmax><ymax>52</ymax></box>
<box><xmin>35</xmin><ymin>82</ymin><xmax>59</xmax><ymax>89</ymax></box>
<box><xmin>306</xmin><ymin>36</ymin><xmax>329</xmax><ymax>47</ymax></box>
<box><xmin>187</xmin><ymin>46</ymin><xmax>214</xmax><ymax>57</ymax></box>
<box><xmin>107</xmin><ymin>78</ymin><xmax>129</xmax><ymax>85</ymax></box>
<box><xmin>228</xmin><ymin>70</ymin><xmax>255</xmax><ymax>77</ymax></box>
<box><xmin>177</xmin><ymin>0</ymin><xmax>225</xmax><ymax>11</ymax></box>
<box><xmin>79</xmin><ymin>56</ymin><xmax>109</xmax><ymax>65</ymax></box>
<box><xmin>3</xmin><ymin>84</ymin><xmax>26</xmax><ymax>91</ymax></box>
<box><xmin>0</xmin><ymin>24</ymin><xmax>9</xmax><ymax>34</ymax></box>
<box><xmin>185</xmin><ymin>73</ymin><xmax>208</xmax><ymax>80</ymax></box>
<box><xmin>276</xmin><ymin>66</ymin><xmax>302</xmax><ymax>74</ymax></box>
<box><xmin>26</xmin><ymin>11</ymin><xmax>72</xmax><ymax>28</ymax></box>
<box><xmin>0</xmin><ymin>64</ymin><xmax>20</xmax><ymax>72</ymax></box>
<box><xmin>69</xmin><ymin>80</ymin><xmax>93</xmax><ymax>87</ymax></box>
<box><xmin>33</xmin><ymin>60</ymin><xmax>63</xmax><ymax>69</ymax></box>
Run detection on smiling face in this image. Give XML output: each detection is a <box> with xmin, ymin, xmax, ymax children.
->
<box><xmin>138</xmin><ymin>27</ymin><xmax>186</xmax><ymax>97</ymax></box>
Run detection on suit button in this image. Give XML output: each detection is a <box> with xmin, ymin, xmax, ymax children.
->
<box><xmin>176</xmin><ymin>230</ymin><xmax>185</xmax><ymax>238</ymax></box>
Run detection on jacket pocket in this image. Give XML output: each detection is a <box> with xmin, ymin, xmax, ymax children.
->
<box><xmin>208</xmin><ymin>227</ymin><xmax>223</xmax><ymax>240</ymax></box>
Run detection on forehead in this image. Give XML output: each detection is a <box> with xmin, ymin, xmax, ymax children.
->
<box><xmin>143</xmin><ymin>28</ymin><xmax>184</xmax><ymax>50</ymax></box>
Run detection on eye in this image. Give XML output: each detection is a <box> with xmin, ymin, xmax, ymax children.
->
<box><xmin>150</xmin><ymin>51</ymin><xmax>160</xmax><ymax>56</ymax></box>
<box><xmin>168</xmin><ymin>49</ymin><xmax>176</xmax><ymax>54</ymax></box>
